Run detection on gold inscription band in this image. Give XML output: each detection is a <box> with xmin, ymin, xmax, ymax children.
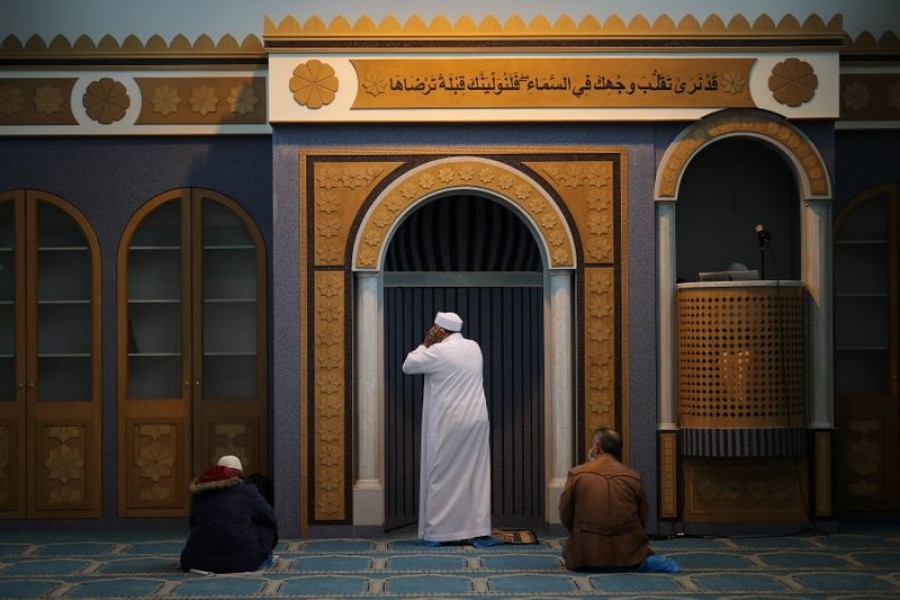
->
<box><xmin>351</xmin><ymin>58</ymin><xmax>756</xmax><ymax>109</ymax></box>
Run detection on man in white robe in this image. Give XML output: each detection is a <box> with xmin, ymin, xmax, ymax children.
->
<box><xmin>402</xmin><ymin>311</ymin><xmax>498</xmax><ymax>547</ymax></box>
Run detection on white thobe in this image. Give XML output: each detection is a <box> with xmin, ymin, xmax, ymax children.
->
<box><xmin>402</xmin><ymin>333</ymin><xmax>492</xmax><ymax>542</ymax></box>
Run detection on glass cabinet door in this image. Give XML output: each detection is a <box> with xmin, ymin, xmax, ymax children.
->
<box><xmin>126</xmin><ymin>200</ymin><xmax>185</xmax><ymax>399</ymax></box>
<box><xmin>119</xmin><ymin>189</ymin><xmax>266</xmax><ymax>517</ymax></box>
<box><xmin>0</xmin><ymin>200</ymin><xmax>15</xmax><ymax>404</ymax></box>
<box><xmin>834</xmin><ymin>193</ymin><xmax>889</xmax><ymax>395</ymax></box>
<box><xmin>834</xmin><ymin>184</ymin><xmax>900</xmax><ymax>510</ymax></box>
<box><xmin>36</xmin><ymin>201</ymin><xmax>94</xmax><ymax>401</ymax></box>
<box><xmin>1</xmin><ymin>190</ymin><xmax>101</xmax><ymax>520</ymax></box>
<box><xmin>200</xmin><ymin>199</ymin><xmax>258</xmax><ymax>400</ymax></box>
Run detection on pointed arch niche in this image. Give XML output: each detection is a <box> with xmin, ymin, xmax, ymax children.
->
<box><xmin>653</xmin><ymin>110</ymin><xmax>834</xmax><ymax>520</ymax></box>
<box><xmin>299</xmin><ymin>148</ymin><xmax>627</xmax><ymax>532</ymax></box>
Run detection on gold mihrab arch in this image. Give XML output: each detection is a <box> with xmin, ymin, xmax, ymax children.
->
<box><xmin>354</xmin><ymin>157</ymin><xmax>576</xmax><ymax>270</ymax></box>
<box><xmin>656</xmin><ymin>110</ymin><xmax>832</xmax><ymax>200</ymax></box>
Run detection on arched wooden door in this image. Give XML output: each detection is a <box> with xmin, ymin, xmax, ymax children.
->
<box><xmin>834</xmin><ymin>183</ymin><xmax>900</xmax><ymax>511</ymax></box>
<box><xmin>383</xmin><ymin>194</ymin><xmax>545</xmax><ymax>530</ymax></box>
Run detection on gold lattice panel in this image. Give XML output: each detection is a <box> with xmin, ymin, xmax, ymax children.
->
<box><xmin>677</xmin><ymin>285</ymin><xmax>805</xmax><ymax>429</ymax></box>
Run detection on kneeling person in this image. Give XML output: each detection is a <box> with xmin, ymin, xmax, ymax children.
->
<box><xmin>559</xmin><ymin>428</ymin><xmax>679</xmax><ymax>573</ymax></box>
<box><xmin>180</xmin><ymin>455</ymin><xmax>279</xmax><ymax>573</ymax></box>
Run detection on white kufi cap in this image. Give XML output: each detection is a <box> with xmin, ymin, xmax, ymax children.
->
<box><xmin>217</xmin><ymin>455</ymin><xmax>243</xmax><ymax>472</ymax></box>
<box><xmin>434</xmin><ymin>311</ymin><xmax>463</xmax><ymax>332</ymax></box>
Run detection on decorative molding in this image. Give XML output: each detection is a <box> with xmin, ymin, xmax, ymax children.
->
<box><xmin>842</xmin><ymin>30</ymin><xmax>900</xmax><ymax>56</ymax></box>
<box><xmin>133</xmin><ymin>423</ymin><xmax>178</xmax><ymax>504</ymax></box>
<box><xmin>264</xmin><ymin>13</ymin><xmax>845</xmax><ymax>43</ymax></box>
<box><xmin>656</xmin><ymin>110</ymin><xmax>831</xmax><ymax>199</ymax></box>
<box><xmin>582</xmin><ymin>267</ymin><xmax>616</xmax><ymax>443</ymax></box>
<box><xmin>135</xmin><ymin>77</ymin><xmax>267</xmax><ymax>124</ymax></box>
<box><xmin>312</xmin><ymin>162</ymin><xmax>398</xmax><ymax>266</ymax></box>
<box><xmin>0</xmin><ymin>78</ymin><xmax>78</xmax><ymax>125</ymax></box>
<box><xmin>290</xmin><ymin>60</ymin><xmax>338</xmax><ymax>109</ymax></box>
<box><xmin>839</xmin><ymin>73</ymin><xmax>900</xmax><ymax>121</ymax></box>
<box><xmin>659</xmin><ymin>431</ymin><xmax>678</xmax><ymax>519</ymax></box>
<box><xmin>42</xmin><ymin>425</ymin><xmax>86</xmax><ymax>507</ymax></box>
<box><xmin>313</xmin><ymin>270</ymin><xmax>346</xmax><ymax>521</ymax></box>
<box><xmin>354</xmin><ymin>157</ymin><xmax>575</xmax><ymax>269</ymax></box>
<box><xmin>529</xmin><ymin>161</ymin><xmax>614</xmax><ymax>263</ymax></box>
<box><xmin>0</xmin><ymin>33</ymin><xmax>264</xmax><ymax>61</ymax></box>
<box><xmin>683</xmin><ymin>457</ymin><xmax>807</xmax><ymax>521</ymax></box>
<box><xmin>768</xmin><ymin>58</ymin><xmax>818</xmax><ymax>108</ymax></box>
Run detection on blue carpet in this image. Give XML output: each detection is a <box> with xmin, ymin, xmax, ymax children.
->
<box><xmin>1</xmin><ymin>524</ymin><xmax>900</xmax><ymax>598</ymax></box>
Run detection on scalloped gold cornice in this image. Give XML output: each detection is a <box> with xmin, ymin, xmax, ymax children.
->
<box><xmin>263</xmin><ymin>12</ymin><xmax>845</xmax><ymax>41</ymax></box>
<box><xmin>842</xmin><ymin>30</ymin><xmax>900</xmax><ymax>55</ymax></box>
<box><xmin>5</xmin><ymin>13</ymin><xmax>894</xmax><ymax>62</ymax></box>
<box><xmin>0</xmin><ymin>33</ymin><xmax>264</xmax><ymax>60</ymax></box>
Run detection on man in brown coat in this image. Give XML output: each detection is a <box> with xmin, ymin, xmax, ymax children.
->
<box><xmin>559</xmin><ymin>428</ymin><xmax>679</xmax><ymax>572</ymax></box>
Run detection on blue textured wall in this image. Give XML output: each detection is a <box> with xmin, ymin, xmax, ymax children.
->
<box><xmin>836</xmin><ymin>130</ymin><xmax>900</xmax><ymax>213</ymax></box>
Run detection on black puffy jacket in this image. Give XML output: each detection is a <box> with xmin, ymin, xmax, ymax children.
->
<box><xmin>180</xmin><ymin>465</ymin><xmax>279</xmax><ymax>573</ymax></box>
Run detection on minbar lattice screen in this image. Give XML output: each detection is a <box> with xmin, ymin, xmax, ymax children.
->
<box><xmin>677</xmin><ymin>285</ymin><xmax>805</xmax><ymax>429</ymax></box>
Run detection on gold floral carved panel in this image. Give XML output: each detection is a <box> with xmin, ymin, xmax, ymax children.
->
<box><xmin>526</xmin><ymin>161</ymin><xmax>615</xmax><ymax>264</ymax></box>
<box><xmin>583</xmin><ymin>267</ymin><xmax>616</xmax><ymax>446</ymax></box>
<box><xmin>134</xmin><ymin>77</ymin><xmax>267</xmax><ymax>124</ymax></box>
<box><xmin>0</xmin><ymin>78</ymin><xmax>78</xmax><ymax>125</ymax></box>
<box><xmin>130</xmin><ymin>422</ymin><xmax>181</xmax><ymax>508</ymax></box>
<box><xmin>37</xmin><ymin>424</ymin><xmax>87</xmax><ymax>510</ymax></box>
<box><xmin>312</xmin><ymin>161</ymin><xmax>403</xmax><ymax>266</ymax></box>
<box><xmin>659</xmin><ymin>432</ymin><xmax>678</xmax><ymax>518</ymax></box>
<box><xmin>313</xmin><ymin>270</ymin><xmax>346</xmax><ymax>521</ymax></box>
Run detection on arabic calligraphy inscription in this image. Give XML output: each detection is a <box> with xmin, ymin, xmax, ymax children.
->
<box><xmin>351</xmin><ymin>58</ymin><xmax>756</xmax><ymax>109</ymax></box>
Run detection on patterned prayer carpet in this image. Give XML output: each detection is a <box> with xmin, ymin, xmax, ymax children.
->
<box><xmin>1</xmin><ymin>518</ymin><xmax>900</xmax><ymax>598</ymax></box>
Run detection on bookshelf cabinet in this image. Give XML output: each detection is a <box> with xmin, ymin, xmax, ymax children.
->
<box><xmin>117</xmin><ymin>189</ymin><xmax>266</xmax><ymax>517</ymax></box>
<box><xmin>0</xmin><ymin>190</ymin><xmax>101</xmax><ymax>518</ymax></box>
<box><xmin>834</xmin><ymin>184</ymin><xmax>900</xmax><ymax>510</ymax></box>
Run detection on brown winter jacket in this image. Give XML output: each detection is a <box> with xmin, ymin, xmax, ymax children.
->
<box><xmin>558</xmin><ymin>454</ymin><xmax>650</xmax><ymax>570</ymax></box>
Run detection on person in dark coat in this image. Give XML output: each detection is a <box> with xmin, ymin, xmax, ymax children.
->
<box><xmin>180</xmin><ymin>455</ymin><xmax>279</xmax><ymax>573</ymax></box>
<box><xmin>559</xmin><ymin>428</ymin><xmax>679</xmax><ymax>573</ymax></box>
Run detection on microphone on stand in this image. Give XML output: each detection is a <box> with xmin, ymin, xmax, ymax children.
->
<box><xmin>755</xmin><ymin>224</ymin><xmax>772</xmax><ymax>248</ymax></box>
<box><xmin>755</xmin><ymin>224</ymin><xmax>771</xmax><ymax>279</ymax></box>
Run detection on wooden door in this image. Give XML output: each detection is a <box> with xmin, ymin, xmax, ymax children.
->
<box><xmin>118</xmin><ymin>189</ymin><xmax>267</xmax><ymax>517</ymax></box>
<box><xmin>834</xmin><ymin>184</ymin><xmax>900</xmax><ymax>510</ymax></box>
<box><xmin>0</xmin><ymin>190</ymin><xmax>101</xmax><ymax>519</ymax></box>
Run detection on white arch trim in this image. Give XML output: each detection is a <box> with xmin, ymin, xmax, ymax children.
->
<box><xmin>352</xmin><ymin>156</ymin><xmax>577</xmax><ymax>271</ymax></box>
<box><xmin>654</xmin><ymin>110</ymin><xmax>834</xmax><ymax>436</ymax></box>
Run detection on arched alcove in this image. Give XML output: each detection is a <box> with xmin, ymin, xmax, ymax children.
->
<box><xmin>654</xmin><ymin>110</ymin><xmax>835</xmax><ymax>525</ymax></box>
<box><xmin>676</xmin><ymin>137</ymin><xmax>800</xmax><ymax>281</ymax></box>
<box><xmin>351</xmin><ymin>156</ymin><xmax>579</xmax><ymax>529</ymax></box>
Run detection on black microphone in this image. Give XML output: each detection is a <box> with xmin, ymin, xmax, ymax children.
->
<box><xmin>755</xmin><ymin>224</ymin><xmax>772</xmax><ymax>248</ymax></box>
